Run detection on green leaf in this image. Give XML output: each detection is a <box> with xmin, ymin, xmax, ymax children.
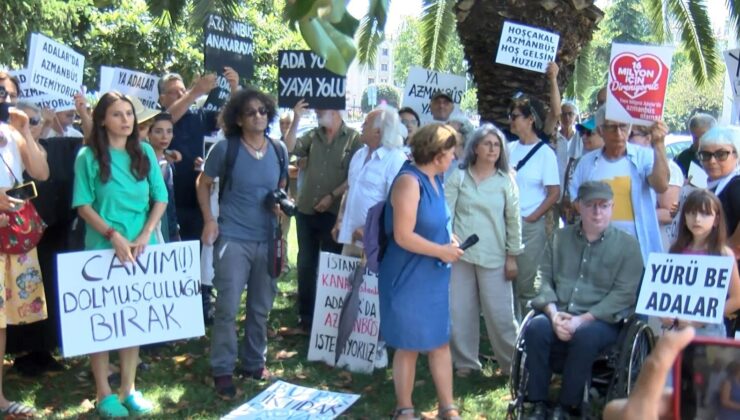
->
<box><xmin>331</xmin><ymin>10</ymin><xmax>360</xmax><ymax>38</ymax></box>
<box><xmin>190</xmin><ymin>0</ymin><xmax>241</xmax><ymax>29</ymax></box>
<box><xmin>664</xmin><ymin>0</ymin><xmax>720</xmax><ymax>85</ymax></box>
<box><xmin>284</xmin><ymin>0</ymin><xmax>321</xmax><ymax>24</ymax></box>
<box><xmin>355</xmin><ymin>0</ymin><xmax>388</xmax><ymax>66</ymax></box>
<box><xmin>419</xmin><ymin>0</ymin><xmax>456</xmax><ymax>70</ymax></box>
<box><xmin>145</xmin><ymin>0</ymin><xmax>188</xmax><ymax>26</ymax></box>
<box><xmin>727</xmin><ymin>0</ymin><xmax>740</xmax><ymax>43</ymax></box>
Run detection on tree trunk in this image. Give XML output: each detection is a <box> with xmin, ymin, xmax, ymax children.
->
<box><xmin>455</xmin><ymin>0</ymin><xmax>602</xmax><ymax>127</ymax></box>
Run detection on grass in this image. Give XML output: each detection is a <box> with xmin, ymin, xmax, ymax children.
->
<box><xmin>8</xmin><ymin>226</ymin><xmax>512</xmax><ymax>419</ymax></box>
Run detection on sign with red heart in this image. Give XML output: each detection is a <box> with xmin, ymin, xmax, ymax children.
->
<box><xmin>606</xmin><ymin>43</ymin><xmax>674</xmax><ymax>125</ymax></box>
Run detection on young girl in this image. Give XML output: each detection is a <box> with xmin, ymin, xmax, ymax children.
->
<box><xmin>666</xmin><ymin>189</ymin><xmax>740</xmax><ymax>337</ymax></box>
<box><xmin>72</xmin><ymin>92</ymin><xmax>168</xmax><ymax>417</ymax></box>
<box><xmin>148</xmin><ymin>113</ymin><xmax>180</xmax><ymax>242</ymax></box>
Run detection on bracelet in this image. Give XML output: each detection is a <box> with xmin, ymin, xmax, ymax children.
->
<box><xmin>104</xmin><ymin>227</ymin><xmax>116</xmax><ymax>241</ymax></box>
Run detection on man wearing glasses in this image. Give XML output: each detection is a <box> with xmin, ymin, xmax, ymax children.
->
<box><xmin>284</xmin><ymin>99</ymin><xmax>362</xmax><ymax>333</ymax></box>
<box><xmin>568</xmin><ymin>106</ymin><xmax>670</xmax><ymax>263</ymax></box>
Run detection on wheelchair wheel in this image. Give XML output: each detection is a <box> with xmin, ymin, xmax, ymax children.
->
<box><xmin>606</xmin><ymin>317</ymin><xmax>655</xmax><ymax>400</ymax></box>
<box><xmin>507</xmin><ymin>310</ymin><xmax>537</xmax><ymax>419</ymax></box>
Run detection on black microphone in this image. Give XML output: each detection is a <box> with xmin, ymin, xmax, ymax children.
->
<box><xmin>458</xmin><ymin>234</ymin><xmax>479</xmax><ymax>251</ymax></box>
<box><xmin>437</xmin><ymin>234</ymin><xmax>479</xmax><ymax>268</ymax></box>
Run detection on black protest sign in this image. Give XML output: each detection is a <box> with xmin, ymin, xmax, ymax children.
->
<box><xmin>278</xmin><ymin>50</ymin><xmax>346</xmax><ymax>110</ymax></box>
<box><xmin>204</xmin><ymin>14</ymin><xmax>254</xmax><ymax>77</ymax></box>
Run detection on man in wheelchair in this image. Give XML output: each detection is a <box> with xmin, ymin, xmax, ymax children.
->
<box><xmin>523</xmin><ymin>181</ymin><xmax>644</xmax><ymax>420</ymax></box>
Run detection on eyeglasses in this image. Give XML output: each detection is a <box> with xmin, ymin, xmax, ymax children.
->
<box><xmin>601</xmin><ymin>123</ymin><xmax>630</xmax><ymax>133</ymax></box>
<box><xmin>400</xmin><ymin>118</ymin><xmax>418</xmax><ymax>127</ymax></box>
<box><xmin>243</xmin><ymin>107</ymin><xmax>268</xmax><ymax>118</ymax></box>
<box><xmin>630</xmin><ymin>131</ymin><xmax>649</xmax><ymax>138</ymax></box>
<box><xmin>562</xmin><ymin>112</ymin><xmax>576</xmax><ymax>117</ymax></box>
<box><xmin>698</xmin><ymin>150</ymin><xmax>736</xmax><ymax>162</ymax></box>
<box><xmin>29</xmin><ymin>116</ymin><xmax>42</xmax><ymax>126</ymax></box>
<box><xmin>581</xmin><ymin>129</ymin><xmax>593</xmax><ymax>137</ymax></box>
<box><xmin>582</xmin><ymin>201</ymin><xmax>613</xmax><ymax>212</ymax></box>
<box><xmin>508</xmin><ymin>113</ymin><xmax>525</xmax><ymax>121</ymax></box>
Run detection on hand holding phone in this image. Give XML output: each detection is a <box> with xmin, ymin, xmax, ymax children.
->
<box><xmin>5</xmin><ymin>181</ymin><xmax>38</xmax><ymax>201</ymax></box>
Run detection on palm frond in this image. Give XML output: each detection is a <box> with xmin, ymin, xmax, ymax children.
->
<box><xmin>356</xmin><ymin>0</ymin><xmax>389</xmax><ymax>66</ymax></box>
<box><xmin>572</xmin><ymin>42</ymin><xmax>594</xmax><ymax>105</ymax></box>
<box><xmin>419</xmin><ymin>0</ymin><xmax>456</xmax><ymax>70</ymax></box>
<box><xmin>145</xmin><ymin>0</ymin><xmax>188</xmax><ymax>27</ymax></box>
<box><xmin>664</xmin><ymin>0</ymin><xmax>720</xmax><ymax>85</ymax></box>
<box><xmin>643</xmin><ymin>0</ymin><xmax>669</xmax><ymax>43</ymax></box>
<box><xmin>190</xmin><ymin>0</ymin><xmax>241</xmax><ymax>30</ymax></box>
<box><xmin>727</xmin><ymin>0</ymin><xmax>740</xmax><ymax>40</ymax></box>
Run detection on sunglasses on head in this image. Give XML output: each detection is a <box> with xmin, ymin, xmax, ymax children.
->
<box><xmin>243</xmin><ymin>107</ymin><xmax>268</xmax><ymax>118</ymax></box>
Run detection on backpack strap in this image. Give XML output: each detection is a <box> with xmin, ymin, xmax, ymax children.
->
<box><xmin>514</xmin><ymin>141</ymin><xmax>546</xmax><ymax>171</ymax></box>
<box><xmin>218</xmin><ymin>136</ymin><xmax>240</xmax><ymax>204</ymax></box>
<box><xmin>269</xmin><ymin>138</ymin><xmax>289</xmax><ymax>189</ymax></box>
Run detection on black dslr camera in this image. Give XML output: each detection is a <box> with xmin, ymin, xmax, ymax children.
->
<box><xmin>265</xmin><ymin>189</ymin><xmax>296</xmax><ymax>217</ymax></box>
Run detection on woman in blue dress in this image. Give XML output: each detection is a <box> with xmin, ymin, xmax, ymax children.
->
<box><xmin>379</xmin><ymin>123</ymin><xmax>464</xmax><ymax>420</ymax></box>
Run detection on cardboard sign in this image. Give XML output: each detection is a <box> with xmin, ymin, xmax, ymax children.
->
<box><xmin>495</xmin><ymin>21</ymin><xmax>560</xmax><ymax>73</ymax></box>
<box><xmin>222</xmin><ymin>381</ymin><xmax>359</xmax><ymax>419</ymax></box>
<box><xmin>636</xmin><ymin>253</ymin><xmax>734</xmax><ymax>324</ymax></box>
<box><xmin>9</xmin><ymin>69</ymin><xmax>74</xmax><ymax>112</ymax></box>
<box><xmin>402</xmin><ymin>66</ymin><xmax>466</xmax><ymax>125</ymax></box>
<box><xmin>688</xmin><ymin>161</ymin><xmax>708</xmax><ymax>188</ymax></box>
<box><xmin>606</xmin><ymin>43</ymin><xmax>674</xmax><ymax>125</ymax></box>
<box><xmin>308</xmin><ymin>252</ymin><xmax>382</xmax><ymax>374</ymax></box>
<box><xmin>278</xmin><ymin>50</ymin><xmax>346</xmax><ymax>110</ymax></box>
<box><xmin>99</xmin><ymin>66</ymin><xmax>160</xmax><ymax>109</ymax></box>
<box><xmin>26</xmin><ymin>33</ymin><xmax>85</xmax><ymax>100</ymax></box>
<box><xmin>56</xmin><ymin>241</ymin><xmax>204</xmax><ymax>357</ymax></box>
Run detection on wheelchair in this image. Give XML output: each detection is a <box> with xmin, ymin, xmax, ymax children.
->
<box><xmin>507</xmin><ymin>310</ymin><xmax>656</xmax><ymax>419</ymax></box>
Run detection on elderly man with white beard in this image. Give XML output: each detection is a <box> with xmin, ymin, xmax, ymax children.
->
<box><xmin>285</xmin><ymin>99</ymin><xmax>363</xmax><ymax>332</ymax></box>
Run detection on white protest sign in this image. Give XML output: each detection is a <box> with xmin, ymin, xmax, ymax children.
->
<box><xmin>724</xmin><ymin>49</ymin><xmax>740</xmax><ymax>98</ymax></box>
<box><xmin>495</xmin><ymin>21</ymin><xmax>559</xmax><ymax>73</ymax></box>
<box><xmin>402</xmin><ymin>66</ymin><xmax>466</xmax><ymax>125</ymax></box>
<box><xmin>56</xmin><ymin>241</ymin><xmax>204</xmax><ymax>357</ymax></box>
<box><xmin>222</xmin><ymin>380</ymin><xmax>359</xmax><ymax>419</ymax></box>
<box><xmin>9</xmin><ymin>69</ymin><xmax>74</xmax><ymax>111</ymax></box>
<box><xmin>308</xmin><ymin>252</ymin><xmax>382</xmax><ymax>374</ymax></box>
<box><xmin>606</xmin><ymin>43</ymin><xmax>674</xmax><ymax>125</ymax></box>
<box><xmin>99</xmin><ymin>66</ymin><xmax>160</xmax><ymax>109</ymax></box>
<box><xmin>26</xmin><ymin>33</ymin><xmax>84</xmax><ymax>100</ymax></box>
<box><xmin>688</xmin><ymin>161</ymin><xmax>708</xmax><ymax>188</ymax></box>
<box><xmin>636</xmin><ymin>253</ymin><xmax>734</xmax><ymax>324</ymax></box>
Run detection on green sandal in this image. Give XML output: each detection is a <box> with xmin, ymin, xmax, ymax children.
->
<box><xmin>97</xmin><ymin>394</ymin><xmax>129</xmax><ymax>418</ymax></box>
<box><xmin>391</xmin><ymin>407</ymin><xmax>419</xmax><ymax>419</ymax></box>
<box><xmin>437</xmin><ymin>404</ymin><xmax>461</xmax><ymax>420</ymax></box>
<box><xmin>122</xmin><ymin>391</ymin><xmax>154</xmax><ymax>415</ymax></box>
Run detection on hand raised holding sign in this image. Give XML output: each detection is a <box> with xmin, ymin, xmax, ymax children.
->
<box><xmin>192</xmin><ymin>73</ymin><xmax>218</xmax><ymax>97</ymax></box>
<box><xmin>223</xmin><ymin>66</ymin><xmax>240</xmax><ymax>92</ymax></box>
<box><xmin>546</xmin><ymin>61</ymin><xmax>559</xmax><ymax>82</ymax></box>
<box><xmin>293</xmin><ymin>98</ymin><xmax>309</xmax><ymax>119</ymax></box>
<box><xmin>649</xmin><ymin>121</ymin><xmax>668</xmax><ymax>146</ymax></box>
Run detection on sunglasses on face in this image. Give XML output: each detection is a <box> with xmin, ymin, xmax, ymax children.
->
<box><xmin>508</xmin><ymin>112</ymin><xmax>525</xmax><ymax>121</ymax></box>
<box><xmin>243</xmin><ymin>107</ymin><xmax>268</xmax><ymax>118</ymax></box>
<box><xmin>29</xmin><ymin>116</ymin><xmax>42</xmax><ymax>126</ymax></box>
<box><xmin>698</xmin><ymin>150</ymin><xmax>736</xmax><ymax>162</ymax></box>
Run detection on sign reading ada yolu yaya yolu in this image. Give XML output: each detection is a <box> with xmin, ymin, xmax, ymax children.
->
<box><xmin>495</xmin><ymin>21</ymin><xmax>560</xmax><ymax>73</ymax></box>
<box><xmin>57</xmin><ymin>241</ymin><xmax>204</xmax><ymax>357</ymax></box>
<box><xmin>308</xmin><ymin>252</ymin><xmax>383</xmax><ymax>374</ymax></box>
<box><xmin>635</xmin><ymin>253</ymin><xmax>734</xmax><ymax>324</ymax></box>
<box><xmin>606</xmin><ymin>43</ymin><xmax>674</xmax><ymax>126</ymax></box>
<box><xmin>278</xmin><ymin>50</ymin><xmax>346</xmax><ymax>110</ymax></box>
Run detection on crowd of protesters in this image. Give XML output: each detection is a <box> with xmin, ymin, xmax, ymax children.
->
<box><xmin>0</xmin><ymin>52</ymin><xmax>740</xmax><ymax>420</ymax></box>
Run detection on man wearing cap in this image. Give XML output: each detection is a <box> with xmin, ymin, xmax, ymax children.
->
<box><xmin>523</xmin><ymin>181</ymin><xmax>643</xmax><ymax>420</ymax></box>
<box><xmin>561</xmin><ymin>116</ymin><xmax>603</xmax><ymax>224</ymax></box>
<box><xmin>430</xmin><ymin>91</ymin><xmax>454</xmax><ymax>122</ymax></box>
<box><xmin>569</xmin><ymin>106</ymin><xmax>670</xmax><ymax>263</ymax></box>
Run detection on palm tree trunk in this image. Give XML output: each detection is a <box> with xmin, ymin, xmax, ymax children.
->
<box><xmin>455</xmin><ymin>0</ymin><xmax>603</xmax><ymax>126</ymax></box>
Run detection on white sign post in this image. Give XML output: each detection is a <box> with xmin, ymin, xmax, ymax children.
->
<box><xmin>222</xmin><ymin>381</ymin><xmax>359</xmax><ymax>419</ymax></box>
<box><xmin>636</xmin><ymin>253</ymin><xmax>734</xmax><ymax>324</ymax></box>
<box><xmin>402</xmin><ymin>67</ymin><xmax>466</xmax><ymax>125</ymax></box>
<box><xmin>26</xmin><ymin>33</ymin><xmax>85</xmax><ymax>101</ymax></box>
<box><xmin>308</xmin><ymin>252</ymin><xmax>382</xmax><ymax>374</ymax></box>
<box><xmin>9</xmin><ymin>69</ymin><xmax>75</xmax><ymax>111</ymax></box>
<box><xmin>56</xmin><ymin>241</ymin><xmax>204</xmax><ymax>357</ymax></box>
<box><xmin>495</xmin><ymin>21</ymin><xmax>560</xmax><ymax>73</ymax></box>
<box><xmin>99</xmin><ymin>66</ymin><xmax>160</xmax><ymax>109</ymax></box>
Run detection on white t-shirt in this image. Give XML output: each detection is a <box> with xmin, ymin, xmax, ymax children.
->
<box><xmin>590</xmin><ymin>156</ymin><xmax>637</xmax><ymax>237</ymax></box>
<box><xmin>48</xmin><ymin>125</ymin><xmax>83</xmax><ymax>138</ymax></box>
<box><xmin>661</xmin><ymin>160</ymin><xmax>686</xmax><ymax>249</ymax></box>
<box><xmin>507</xmin><ymin>140</ymin><xmax>560</xmax><ymax>218</ymax></box>
<box><xmin>0</xmin><ymin>124</ymin><xmax>23</xmax><ymax>188</ymax></box>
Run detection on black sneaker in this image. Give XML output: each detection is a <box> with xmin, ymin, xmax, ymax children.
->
<box><xmin>238</xmin><ymin>366</ymin><xmax>272</xmax><ymax>381</ymax></box>
<box><xmin>525</xmin><ymin>401</ymin><xmax>547</xmax><ymax>420</ymax></box>
<box><xmin>214</xmin><ymin>375</ymin><xmax>236</xmax><ymax>399</ymax></box>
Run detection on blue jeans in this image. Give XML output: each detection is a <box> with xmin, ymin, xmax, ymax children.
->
<box><xmin>524</xmin><ymin>313</ymin><xmax>620</xmax><ymax>407</ymax></box>
<box><xmin>210</xmin><ymin>238</ymin><xmax>277</xmax><ymax>376</ymax></box>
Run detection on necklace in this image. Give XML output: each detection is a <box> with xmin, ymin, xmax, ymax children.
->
<box><xmin>243</xmin><ymin>137</ymin><xmax>267</xmax><ymax>159</ymax></box>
